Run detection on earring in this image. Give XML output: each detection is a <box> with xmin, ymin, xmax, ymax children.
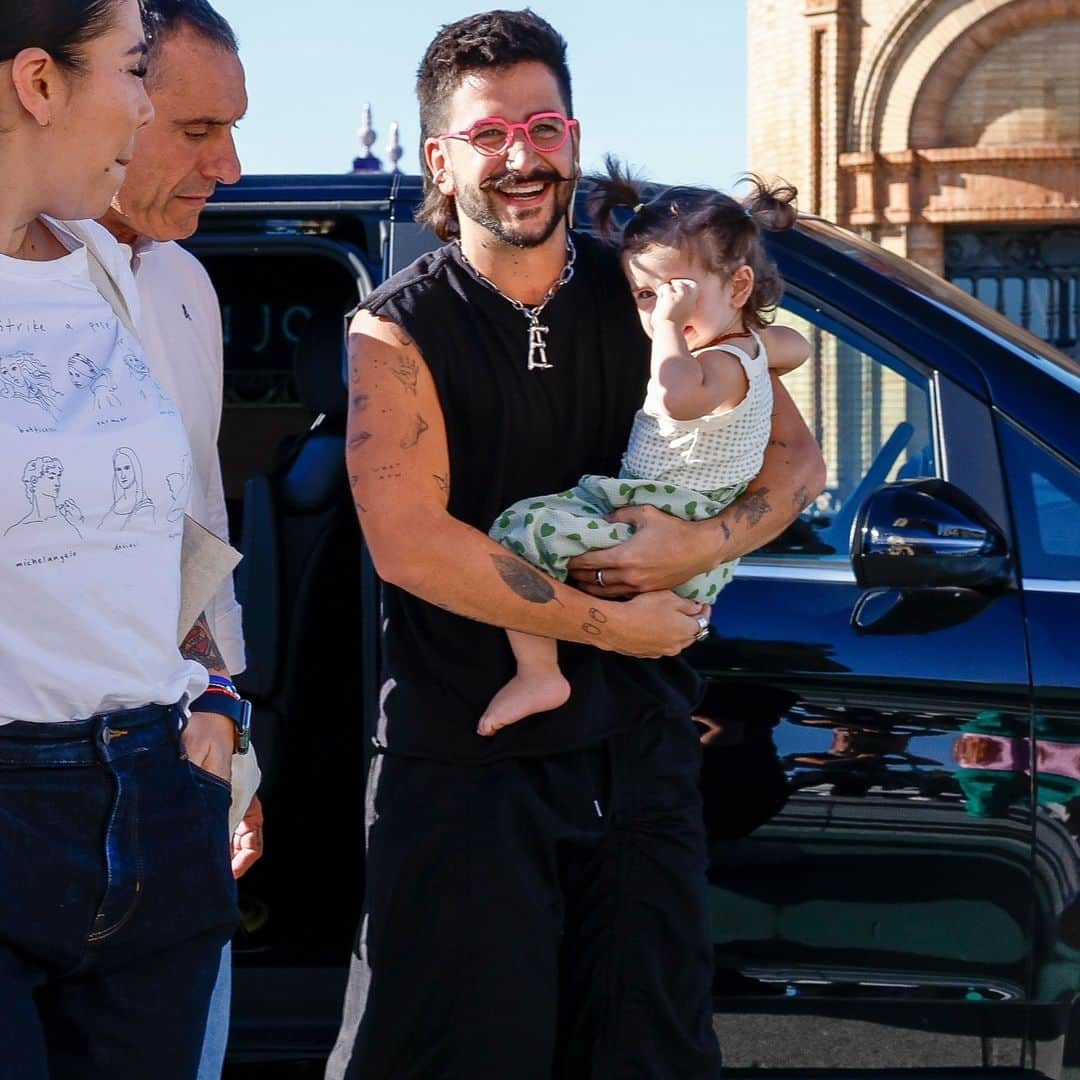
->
<box><xmin>432</xmin><ymin>167</ymin><xmax>446</xmax><ymax>184</ymax></box>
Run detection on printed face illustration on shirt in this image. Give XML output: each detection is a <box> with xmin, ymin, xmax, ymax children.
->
<box><xmin>68</xmin><ymin>353</ymin><xmax>122</xmax><ymax>410</ymax></box>
<box><xmin>0</xmin><ymin>352</ymin><xmax>65</xmax><ymax>418</ymax></box>
<box><xmin>98</xmin><ymin>446</ymin><xmax>155</xmax><ymax>531</ymax></box>
<box><xmin>5</xmin><ymin>456</ymin><xmax>85</xmax><ymax>539</ymax></box>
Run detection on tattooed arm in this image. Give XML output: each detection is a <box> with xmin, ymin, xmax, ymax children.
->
<box><xmin>568</xmin><ymin>375</ymin><xmax>826</xmax><ymax>597</ymax></box>
<box><xmin>347</xmin><ymin>310</ymin><xmax>707</xmax><ymax>659</ymax></box>
<box><xmin>179</xmin><ymin>611</ymin><xmax>236</xmax><ymax>781</ymax></box>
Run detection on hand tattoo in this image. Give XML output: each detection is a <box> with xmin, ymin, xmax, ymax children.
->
<box><xmin>391</xmin><ymin>352</ymin><xmax>418</xmax><ymax>395</ymax></box>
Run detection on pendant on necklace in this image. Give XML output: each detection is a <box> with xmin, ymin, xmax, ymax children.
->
<box><xmin>527</xmin><ymin>316</ymin><xmax>552</xmax><ymax>371</ymax></box>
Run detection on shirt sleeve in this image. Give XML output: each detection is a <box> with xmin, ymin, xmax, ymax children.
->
<box><xmin>195</xmin><ymin>273</ymin><xmax>247</xmax><ymax>676</ymax></box>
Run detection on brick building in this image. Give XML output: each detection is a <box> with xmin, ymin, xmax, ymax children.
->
<box><xmin>748</xmin><ymin>0</ymin><xmax>1079</xmax><ymax>356</ymax></box>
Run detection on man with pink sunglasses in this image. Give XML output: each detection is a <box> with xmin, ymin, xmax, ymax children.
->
<box><xmin>326</xmin><ymin>11</ymin><xmax>824</xmax><ymax>1079</ymax></box>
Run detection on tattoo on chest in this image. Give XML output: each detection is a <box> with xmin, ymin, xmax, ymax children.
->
<box><xmin>399</xmin><ymin>413</ymin><xmax>429</xmax><ymax>449</ymax></box>
<box><xmin>733</xmin><ymin>486</ymin><xmax>772</xmax><ymax>528</ymax></box>
<box><xmin>491</xmin><ymin>554</ymin><xmax>560</xmax><ymax>604</ymax></box>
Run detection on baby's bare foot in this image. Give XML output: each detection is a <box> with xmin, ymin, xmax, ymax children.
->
<box><xmin>477</xmin><ymin>670</ymin><xmax>571</xmax><ymax>736</ymax></box>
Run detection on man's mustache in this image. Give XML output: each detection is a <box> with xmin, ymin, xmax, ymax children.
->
<box><xmin>481</xmin><ymin>169</ymin><xmax>576</xmax><ymax>191</ymax></box>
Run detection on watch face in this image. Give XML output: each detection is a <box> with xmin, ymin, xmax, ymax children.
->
<box><xmin>236</xmin><ymin>698</ymin><xmax>252</xmax><ymax>754</ymax></box>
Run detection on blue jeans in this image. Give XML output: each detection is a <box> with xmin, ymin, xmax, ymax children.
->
<box><xmin>0</xmin><ymin>703</ymin><xmax>239</xmax><ymax>1080</ymax></box>
<box><xmin>196</xmin><ymin>942</ymin><xmax>232</xmax><ymax>1079</ymax></box>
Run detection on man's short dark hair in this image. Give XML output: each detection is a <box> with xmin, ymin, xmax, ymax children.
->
<box><xmin>415</xmin><ymin>9</ymin><xmax>572</xmax><ymax>240</ymax></box>
<box><xmin>143</xmin><ymin>0</ymin><xmax>238</xmax><ymax>64</ymax></box>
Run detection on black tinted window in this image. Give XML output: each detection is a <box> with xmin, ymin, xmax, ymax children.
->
<box><xmin>999</xmin><ymin>418</ymin><xmax>1080</xmax><ymax>580</ymax></box>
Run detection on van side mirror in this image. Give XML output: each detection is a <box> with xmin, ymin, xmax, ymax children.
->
<box><xmin>850</xmin><ymin>478</ymin><xmax>1010</xmax><ymax>591</ymax></box>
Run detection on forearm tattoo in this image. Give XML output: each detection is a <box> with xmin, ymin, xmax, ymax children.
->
<box><xmin>491</xmin><ymin>554</ymin><xmax>560</xmax><ymax>604</ymax></box>
<box><xmin>181</xmin><ymin>613</ymin><xmax>228</xmax><ymax>674</ymax></box>
<box><xmin>733</xmin><ymin>486</ymin><xmax>772</xmax><ymax>529</ymax></box>
<box><xmin>793</xmin><ymin>484</ymin><xmax>811</xmax><ymax>511</ymax></box>
<box><xmin>347</xmin><ymin>430</ymin><xmax>372</xmax><ymax>452</ymax></box>
<box><xmin>582</xmin><ymin>606</ymin><xmax>607</xmax><ymax>638</ymax></box>
<box><xmin>433</xmin><ymin>472</ymin><xmax>449</xmax><ymax>494</ymax></box>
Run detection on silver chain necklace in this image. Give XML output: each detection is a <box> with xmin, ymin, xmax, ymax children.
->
<box><xmin>457</xmin><ymin>235</ymin><xmax>577</xmax><ymax>371</ymax></box>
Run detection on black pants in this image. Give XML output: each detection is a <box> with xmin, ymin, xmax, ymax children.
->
<box><xmin>0</xmin><ymin>704</ymin><xmax>239</xmax><ymax>1080</ymax></box>
<box><xmin>326</xmin><ymin>711</ymin><xmax>721</xmax><ymax>1080</ymax></box>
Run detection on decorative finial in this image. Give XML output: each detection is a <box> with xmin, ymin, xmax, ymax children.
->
<box><xmin>352</xmin><ymin>102</ymin><xmax>383</xmax><ymax>173</ymax></box>
<box><xmin>386</xmin><ymin>122</ymin><xmax>403</xmax><ymax>174</ymax></box>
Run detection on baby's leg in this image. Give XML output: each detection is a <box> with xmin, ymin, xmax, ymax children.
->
<box><xmin>477</xmin><ymin>631</ymin><xmax>570</xmax><ymax>737</ymax></box>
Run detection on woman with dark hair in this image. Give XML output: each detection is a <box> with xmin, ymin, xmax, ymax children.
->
<box><xmin>0</xmin><ymin>3</ymin><xmax>242</xmax><ymax>1077</ymax></box>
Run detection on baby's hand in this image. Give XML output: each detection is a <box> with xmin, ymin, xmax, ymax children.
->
<box><xmin>653</xmin><ymin>278</ymin><xmax>698</xmax><ymax>325</ymax></box>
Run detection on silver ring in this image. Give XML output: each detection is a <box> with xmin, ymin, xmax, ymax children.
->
<box><xmin>694</xmin><ymin>614</ymin><xmax>710</xmax><ymax>642</ymax></box>
<box><xmin>595</xmin><ymin>569</ymin><xmax>605</xmax><ymax>587</ymax></box>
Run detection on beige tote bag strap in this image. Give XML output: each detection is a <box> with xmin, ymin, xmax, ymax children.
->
<box><xmin>84</xmin><ymin>241</ymin><xmax>139</xmax><ymax>340</ymax></box>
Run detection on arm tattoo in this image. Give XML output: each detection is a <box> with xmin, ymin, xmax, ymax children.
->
<box><xmin>390</xmin><ymin>325</ymin><xmax>415</xmax><ymax>349</ymax></box>
<box><xmin>350</xmin><ymin>393</ymin><xmax>370</xmax><ymax>413</ymax></box>
<box><xmin>733</xmin><ymin>486</ymin><xmax>772</xmax><ymax>528</ymax></box>
<box><xmin>391</xmin><ymin>352</ymin><xmax>418</xmax><ymax>395</ymax></box>
<box><xmin>793</xmin><ymin>485</ymin><xmax>811</xmax><ymax>511</ymax></box>
<box><xmin>347</xmin><ymin>430</ymin><xmax>371</xmax><ymax>452</ymax></box>
<box><xmin>399</xmin><ymin>413</ymin><xmax>429</xmax><ymax>449</ymax></box>
<box><xmin>718</xmin><ymin>519</ymin><xmax>732</xmax><ymax>541</ymax></box>
<box><xmin>433</xmin><ymin>473</ymin><xmax>449</xmax><ymax>494</ymax></box>
<box><xmin>491</xmin><ymin>554</ymin><xmax>560</xmax><ymax>604</ymax></box>
<box><xmin>582</xmin><ymin>606</ymin><xmax>608</xmax><ymax>638</ymax></box>
<box><xmin>180</xmin><ymin>613</ymin><xmax>228</xmax><ymax>675</ymax></box>
<box><xmin>372</xmin><ymin>462</ymin><xmax>402</xmax><ymax>481</ymax></box>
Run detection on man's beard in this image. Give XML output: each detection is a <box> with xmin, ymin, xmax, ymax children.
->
<box><xmin>454</xmin><ymin>166</ymin><xmax>575</xmax><ymax>249</ymax></box>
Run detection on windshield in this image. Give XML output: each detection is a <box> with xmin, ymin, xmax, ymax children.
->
<box><xmin>796</xmin><ymin>218</ymin><xmax>1080</xmax><ymax>386</ymax></box>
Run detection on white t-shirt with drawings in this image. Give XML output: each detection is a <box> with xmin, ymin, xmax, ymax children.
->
<box><xmin>0</xmin><ymin>217</ymin><xmax>207</xmax><ymax>724</ymax></box>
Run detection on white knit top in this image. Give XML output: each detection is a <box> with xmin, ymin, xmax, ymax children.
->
<box><xmin>621</xmin><ymin>328</ymin><xmax>773</xmax><ymax>493</ymax></box>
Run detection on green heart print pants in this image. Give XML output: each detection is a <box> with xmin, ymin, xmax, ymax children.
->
<box><xmin>488</xmin><ymin>473</ymin><xmax>747</xmax><ymax>602</ymax></box>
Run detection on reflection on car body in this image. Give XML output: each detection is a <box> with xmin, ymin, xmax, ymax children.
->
<box><xmin>188</xmin><ymin>173</ymin><xmax>1080</xmax><ymax>1074</ymax></box>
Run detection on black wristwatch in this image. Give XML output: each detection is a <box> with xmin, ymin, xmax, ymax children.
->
<box><xmin>189</xmin><ymin>689</ymin><xmax>252</xmax><ymax>755</ymax></box>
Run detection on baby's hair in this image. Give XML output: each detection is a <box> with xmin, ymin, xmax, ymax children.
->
<box><xmin>587</xmin><ymin>155</ymin><xmax>798</xmax><ymax>328</ymax></box>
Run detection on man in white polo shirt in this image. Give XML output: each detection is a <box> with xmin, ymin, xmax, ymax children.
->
<box><xmin>98</xmin><ymin>2</ymin><xmax>258</xmax><ymax>1076</ymax></box>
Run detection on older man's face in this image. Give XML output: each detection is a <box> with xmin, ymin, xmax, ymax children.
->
<box><xmin>110</xmin><ymin>24</ymin><xmax>247</xmax><ymax>241</ymax></box>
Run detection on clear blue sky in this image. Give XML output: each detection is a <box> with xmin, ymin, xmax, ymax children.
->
<box><xmin>212</xmin><ymin>0</ymin><xmax>747</xmax><ymax>187</ymax></box>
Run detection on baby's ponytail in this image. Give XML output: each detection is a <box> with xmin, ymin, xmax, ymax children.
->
<box><xmin>740</xmin><ymin>174</ymin><xmax>798</xmax><ymax>232</ymax></box>
<box><xmin>586</xmin><ymin>154</ymin><xmax>648</xmax><ymax>239</ymax></box>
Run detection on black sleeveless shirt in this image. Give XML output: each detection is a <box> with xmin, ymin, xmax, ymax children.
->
<box><xmin>362</xmin><ymin>232</ymin><xmax>702</xmax><ymax>763</ymax></box>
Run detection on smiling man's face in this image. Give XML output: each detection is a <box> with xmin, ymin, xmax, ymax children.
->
<box><xmin>106</xmin><ymin>24</ymin><xmax>247</xmax><ymax>242</ymax></box>
<box><xmin>425</xmin><ymin>60</ymin><xmax>578</xmax><ymax>250</ymax></box>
